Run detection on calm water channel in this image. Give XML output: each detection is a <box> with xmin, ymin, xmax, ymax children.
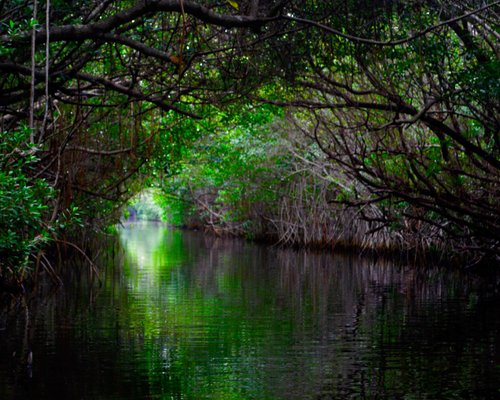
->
<box><xmin>1</xmin><ymin>222</ymin><xmax>500</xmax><ymax>399</ymax></box>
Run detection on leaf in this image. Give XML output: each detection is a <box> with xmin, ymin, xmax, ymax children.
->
<box><xmin>227</xmin><ymin>0</ymin><xmax>239</xmax><ymax>10</ymax></box>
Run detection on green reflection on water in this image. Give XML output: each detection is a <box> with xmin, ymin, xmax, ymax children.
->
<box><xmin>113</xmin><ymin>222</ymin><xmax>295</xmax><ymax>399</ymax></box>
<box><xmin>2</xmin><ymin>223</ymin><xmax>499</xmax><ymax>400</ymax></box>
<box><xmin>96</xmin><ymin>222</ymin><xmax>499</xmax><ymax>400</ymax></box>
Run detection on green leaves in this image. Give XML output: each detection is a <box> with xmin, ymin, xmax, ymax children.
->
<box><xmin>0</xmin><ymin>129</ymin><xmax>55</xmax><ymax>273</ymax></box>
<box><xmin>157</xmin><ymin>102</ymin><xmax>284</xmax><ymax>233</ymax></box>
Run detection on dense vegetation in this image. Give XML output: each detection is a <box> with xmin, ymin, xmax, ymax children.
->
<box><xmin>1</xmin><ymin>0</ymin><xmax>499</xmax><ymax>287</ymax></box>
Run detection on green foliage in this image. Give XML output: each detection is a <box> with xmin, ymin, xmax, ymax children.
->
<box><xmin>0</xmin><ymin>129</ymin><xmax>55</xmax><ymax>275</ymax></box>
<box><xmin>127</xmin><ymin>189</ymin><xmax>166</xmax><ymax>222</ymax></box>
<box><xmin>158</xmin><ymin>103</ymin><xmax>285</xmax><ymax>236</ymax></box>
<box><xmin>0</xmin><ymin>0</ymin><xmax>497</xmax><ymax>263</ymax></box>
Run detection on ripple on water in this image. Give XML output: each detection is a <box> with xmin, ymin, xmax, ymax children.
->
<box><xmin>0</xmin><ymin>224</ymin><xmax>499</xmax><ymax>399</ymax></box>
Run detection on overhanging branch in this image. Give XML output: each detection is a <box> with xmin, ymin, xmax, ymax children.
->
<box><xmin>1</xmin><ymin>0</ymin><xmax>278</xmax><ymax>46</ymax></box>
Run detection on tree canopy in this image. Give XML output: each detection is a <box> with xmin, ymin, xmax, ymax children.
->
<box><xmin>0</xmin><ymin>0</ymin><xmax>499</xmax><ymax>279</ymax></box>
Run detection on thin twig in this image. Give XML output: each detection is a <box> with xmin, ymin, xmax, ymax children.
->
<box><xmin>53</xmin><ymin>239</ymin><xmax>101</xmax><ymax>283</ymax></box>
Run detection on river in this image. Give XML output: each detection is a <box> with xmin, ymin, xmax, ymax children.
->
<box><xmin>1</xmin><ymin>222</ymin><xmax>499</xmax><ymax>399</ymax></box>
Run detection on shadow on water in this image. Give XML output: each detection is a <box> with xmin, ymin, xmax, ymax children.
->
<box><xmin>1</xmin><ymin>221</ymin><xmax>499</xmax><ymax>399</ymax></box>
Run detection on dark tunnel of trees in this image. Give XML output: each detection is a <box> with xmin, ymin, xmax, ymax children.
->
<box><xmin>0</xmin><ymin>0</ymin><xmax>499</xmax><ymax>287</ymax></box>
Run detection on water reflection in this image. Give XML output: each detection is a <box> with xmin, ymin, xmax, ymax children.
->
<box><xmin>1</xmin><ymin>222</ymin><xmax>499</xmax><ymax>399</ymax></box>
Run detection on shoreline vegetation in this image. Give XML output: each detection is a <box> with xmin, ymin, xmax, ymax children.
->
<box><xmin>1</xmin><ymin>1</ymin><xmax>499</xmax><ymax>290</ymax></box>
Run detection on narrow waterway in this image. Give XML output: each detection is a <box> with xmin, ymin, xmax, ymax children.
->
<box><xmin>1</xmin><ymin>222</ymin><xmax>499</xmax><ymax>399</ymax></box>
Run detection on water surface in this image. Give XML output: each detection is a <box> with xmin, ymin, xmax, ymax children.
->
<box><xmin>1</xmin><ymin>222</ymin><xmax>499</xmax><ymax>399</ymax></box>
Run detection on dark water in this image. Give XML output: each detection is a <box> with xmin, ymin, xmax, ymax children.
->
<box><xmin>1</xmin><ymin>222</ymin><xmax>500</xmax><ymax>399</ymax></box>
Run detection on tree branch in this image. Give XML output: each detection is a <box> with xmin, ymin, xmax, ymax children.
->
<box><xmin>2</xmin><ymin>0</ymin><xmax>278</xmax><ymax>45</ymax></box>
<box><xmin>282</xmin><ymin>1</ymin><xmax>500</xmax><ymax>47</ymax></box>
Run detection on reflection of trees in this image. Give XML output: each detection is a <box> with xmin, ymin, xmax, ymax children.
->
<box><xmin>158</xmin><ymin>236</ymin><xmax>498</xmax><ymax>399</ymax></box>
<box><xmin>119</xmin><ymin>222</ymin><xmax>170</xmax><ymax>263</ymax></box>
<box><xmin>1</xmin><ymin>228</ymin><xmax>499</xmax><ymax>399</ymax></box>
<box><xmin>273</xmin><ymin>250</ymin><xmax>498</xmax><ymax>399</ymax></box>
